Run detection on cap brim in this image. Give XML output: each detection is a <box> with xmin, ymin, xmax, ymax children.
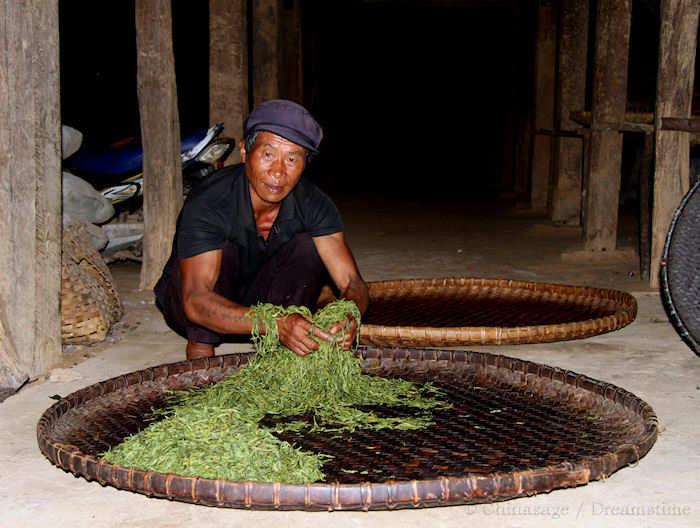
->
<box><xmin>250</xmin><ymin>124</ymin><xmax>319</xmax><ymax>153</ymax></box>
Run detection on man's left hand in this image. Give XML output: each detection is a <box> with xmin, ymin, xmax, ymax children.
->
<box><xmin>329</xmin><ymin>316</ymin><xmax>358</xmax><ymax>351</ymax></box>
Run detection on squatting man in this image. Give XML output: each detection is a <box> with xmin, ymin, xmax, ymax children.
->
<box><xmin>155</xmin><ymin>99</ymin><xmax>369</xmax><ymax>360</ymax></box>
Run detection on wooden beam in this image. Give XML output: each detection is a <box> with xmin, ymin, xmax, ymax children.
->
<box><xmin>210</xmin><ymin>0</ymin><xmax>248</xmax><ymax>164</ymax></box>
<box><xmin>571</xmin><ymin>110</ymin><xmax>654</xmax><ymax>125</ymax></box>
<box><xmin>583</xmin><ymin>0</ymin><xmax>631</xmax><ymax>251</ymax></box>
<box><xmin>530</xmin><ymin>0</ymin><xmax>557</xmax><ymax>213</ymax></box>
<box><xmin>650</xmin><ymin>0</ymin><xmax>700</xmax><ymax>288</ymax></box>
<box><xmin>252</xmin><ymin>0</ymin><xmax>281</xmax><ymax>105</ymax></box>
<box><xmin>570</xmin><ymin>110</ymin><xmax>657</xmax><ymax>134</ymax></box>
<box><xmin>136</xmin><ymin>0</ymin><xmax>183</xmax><ymax>291</ymax></box>
<box><xmin>0</xmin><ymin>0</ymin><xmax>61</xmax><ymax>382</ymax></box>
<box><xmin>661</xmin><ymin>117</ymin><xmax>700</xmax><ymax>132</ymax></box>
<box><xmin>551</xmin><ymin>0</ymin><xmax>588</xmax><ymax>226</ymax></box>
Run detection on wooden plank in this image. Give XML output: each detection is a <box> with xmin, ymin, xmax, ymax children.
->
<box><xmin>32</xmin><ymin>0</ymin><xmax>62</xmax><ymax>374</ymax></box>
<box><xmin>530</xmin><ymin>0</ymin><xmax>557</xmax><ymax>213</ymax></box>
<box><xmin>650</xmin><ymin>0</ymin><xmax>700</xmax><ymax>288</ymax></box>
<box><xmin>136</xmin><ymin>0</ymin><xmax>183</xmax><ymax>291</ymax></box>
<box><xmin>0</xmin><ymin>0</ymin><xmax>61</xmax><ymax>382</ymax></box>
<box><xmin>583</xmin><ymin>0</ymin><xmax>632</xmax><ymax>251</ymax></box>
<box><xmin>252</xmin><ymin>0</ymin><xmax>280</xmax><ymax>105</ymax></box>
<box><xmin>210</xmin><ymin>0</ymin><xmax>247</xmax><ymax>165</ymax></box>
<box><xmin>551</xmin><ymin>0</ymin><xmax>588</xmax><ymax>226</ymax></box>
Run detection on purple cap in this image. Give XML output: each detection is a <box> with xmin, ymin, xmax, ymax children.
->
<box><xmin>244</xmin><ymin>99</ymin><xmax>323</xmax><ymax>153</ymax></box>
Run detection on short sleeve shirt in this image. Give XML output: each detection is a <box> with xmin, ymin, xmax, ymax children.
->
<box><xmin>173</xmin><ymin>164</ymin><xmax>343</xmax><ymax>283</ymax></box>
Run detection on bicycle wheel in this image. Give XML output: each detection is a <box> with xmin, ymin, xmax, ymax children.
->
<box><xmin>660</xmin><ymin>180</ymin><xmax>700</xmax><ymax>356</ymax></box>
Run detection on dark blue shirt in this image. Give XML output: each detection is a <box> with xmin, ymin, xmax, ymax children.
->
<box><xmin>174</xmin><ymin>164</ymin><xmax>343</xmax><ymax>283</ymax></box>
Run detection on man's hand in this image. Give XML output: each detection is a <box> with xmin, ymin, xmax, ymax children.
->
<box><xmin>312</xmin><ymin>233</ymin><xmax>369</xmax><ymax>345</ymax></box>
<box><xmin>277</xmin><ymin>313</ymin><xmax>334</xmax><ymax>356</ymax></box>
<box><xmin>329</xmin><ymin>315</ymin><xmax>358</xmax><ymax>351</ymax></box>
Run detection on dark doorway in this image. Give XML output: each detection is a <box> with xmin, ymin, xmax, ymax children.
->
<box><xmin>303</xmin><ymin>1</ymin><xmax>534</xmax><ymax>203</ymax></box>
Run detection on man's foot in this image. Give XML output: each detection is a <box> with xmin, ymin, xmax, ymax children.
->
<box><xmin>186</xmin><ymin>340</ymin><xmax>215</xmax><ymax>360</ymax></box>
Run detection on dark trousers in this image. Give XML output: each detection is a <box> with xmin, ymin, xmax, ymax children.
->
<box><xmin>154</xmin><ymin>233</ymin><xmax>326</xmax><ymax>345</ymax></box>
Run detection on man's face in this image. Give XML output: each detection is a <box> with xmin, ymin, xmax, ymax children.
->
<box><xmin>241</xmin><ymin>131</ymin><xmax>306</xmax><ymax>208</ymax></box>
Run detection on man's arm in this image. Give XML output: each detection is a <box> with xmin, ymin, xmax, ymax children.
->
<box><xmin>180</xmin><ymin>249</ymin><xmax>250</xmax><ymax>334</ymax></box>
<box><xmin>313</xmin><ymin>232</ymin><xmax>369</xmax><ymax>349</ymax></box>
<box><xmin>179</xmin><ymin>250</ymin><xmax>331</xmax><ymax>355</ymax></box>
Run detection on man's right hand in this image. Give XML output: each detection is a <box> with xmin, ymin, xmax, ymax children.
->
<box><xmin>276</xmin><ymin>313</ymin><xmax>334</xmax><ymax>356</ymax></box>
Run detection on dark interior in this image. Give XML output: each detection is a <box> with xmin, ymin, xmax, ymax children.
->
<box><xmin>58</xmin><ymin>0</ymin><xmax>691</xmax><ymax>209</ymax></box>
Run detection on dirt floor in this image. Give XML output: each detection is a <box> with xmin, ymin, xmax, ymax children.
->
<box><xmin>1</xmin><ymin>199</ymin><xmax>698</xmax><ymax>527</ymax></box>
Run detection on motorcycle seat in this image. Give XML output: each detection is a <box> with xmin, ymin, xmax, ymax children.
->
<box><xmin>65</xmin><ymin>129</ymin><xmax>208</xmax><ymax>177</ymax></box>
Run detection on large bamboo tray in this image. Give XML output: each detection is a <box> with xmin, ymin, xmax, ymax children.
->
<box><xmin>38</xmin><ymin>348</ymin><xmax>657</xmax><ymax>511</ymax></box>
<box><xmin>361</xmin><ymin>278</ymin><xmax>637</xmax><ymax>347</ymax></box>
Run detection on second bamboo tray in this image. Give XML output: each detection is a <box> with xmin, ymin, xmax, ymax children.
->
<box><xmin>360</xmin><ymin>278</ymin><xmax>637</xmax><ymax>347</ymax></box>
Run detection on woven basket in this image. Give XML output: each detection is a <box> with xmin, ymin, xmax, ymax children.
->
<box><xmin>61</xmin><ymin>224</ymin><xmax>123</xmax><ymax>344</ymax></box>
<box><xmin>38</xmin><ymin>348</ymin><xmax>657</xmax><ymax>511</ymax></box>
<box><xmin>361</xmin><ymin>278</ymin><xmax>637</xmax><ymax>347</ymax></box>
<box><xmin>660</xmin><ymin>180</ymin><xmax>700</xmax><ymax>356</ymax></box>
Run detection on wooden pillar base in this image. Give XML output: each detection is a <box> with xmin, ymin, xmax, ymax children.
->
<box><xmin>531</xmin><ymin>134</ymin><xmax>552</xmax><ymax>213</ymax></box>
<box><xmin>552</xmin><ymin>136</ymin><xmax>584</xmax><ymax>225</ymax></box>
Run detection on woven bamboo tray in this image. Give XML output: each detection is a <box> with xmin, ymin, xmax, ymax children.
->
<box><xmin>361</xmin><ymin>278</ymin><xmax>637</xmax><ymax>347</ymax></box>
<box><xmin>38</xmin><ymin>347</ymin><xmax>657</xmax><ymax>511</ymax></box>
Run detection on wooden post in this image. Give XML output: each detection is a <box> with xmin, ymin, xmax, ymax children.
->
<box><xmin>515</xmin><ymin>112</ymin><xmax>533</xmax><ymax>201</ymax></box>
<box><xmin>0</xmin><ymin>0</ymin><xmax>61</xmax><ymax>384</ymax></box>
<box><xmin>583</xmin><ymin>0</ymin><xmax>632</xmax><ymax>251</ymax></box>
<box><xmin>639</xmin><ymin>133</ymin><xmax>654</xmax><ymax>281</ymax></box>
<box><xmin>210</xmin><ymin>0</ymin><xmax>248</xmax><ymax>164</ymax></box>
<box><xmin>551</xmin><ymin>0</ymin><xmax>588</xmax><ymax>226</ymax></box>
<box><xmin>252</xmin><ymin>0</ymin><xmax>281</xmax><ymax>105</ymax></box>
<box><xmin>279</xmin><ymin>0</ymin><xmax>303</xmax><ymax>103</ymax></box>
<box><xmin>136</xmin><ymin>0</ymin><xmax>183</xmax><ymax>291</ymax></box>
<box><xmin>650</xmin><ymin>0</ymin><xmax>700</xmax><ymax>287</ymax></box>
<box><xmin>530</xmin><ymin>0</ymin><xmax>557</xmax><ymax>213</ymax></box>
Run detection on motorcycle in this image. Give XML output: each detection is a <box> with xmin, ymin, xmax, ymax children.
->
<box><xmin>61</xmin><ymin>124</ymin><xmax>235</xmax><ymax>259</ymax></box>
<box><xmin>63</xmin><ymin>123</ymin><xmax>236</xmax><ymax>208</ymax></box>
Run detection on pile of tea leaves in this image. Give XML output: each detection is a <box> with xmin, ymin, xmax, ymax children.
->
<box><xmin>102</xmin><ymin>300</ymin><xmax>444</xmax><ymax>483</ymax></box>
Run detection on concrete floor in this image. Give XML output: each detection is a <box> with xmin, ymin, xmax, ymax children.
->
<box><xmin>1</xmin><ymin>199</ymin><xmax>699</xmax><ymax>528</ymax></box>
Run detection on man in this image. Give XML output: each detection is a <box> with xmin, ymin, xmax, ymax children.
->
<box><xmin>154</xmin><ymin>99</ymin><xmax>368</xmax><ymax>360</ymax></box>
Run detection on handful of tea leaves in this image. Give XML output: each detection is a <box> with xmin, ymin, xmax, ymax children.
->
<box><xmin>102</xmin><ymin>300</ymin><xmax>443</xmax><ymax>483</ymax></box>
